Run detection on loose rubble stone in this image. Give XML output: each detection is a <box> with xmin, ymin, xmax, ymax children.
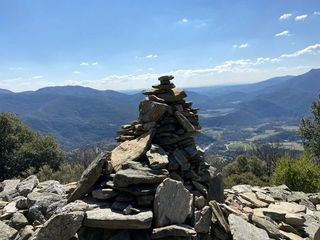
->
<box><xmin>146</xmin><ymin>144</ymin><xmax>169</xmax><ymax>169</ymax></box>
<box><xmin>210</xmin><ymin>201</ymin><xmax>230</xmax><ymax>233</ymax></box>
<box><xmin>154</xmin><ymin>178</ymin><xmax>193</xmax><ymax>227</ymax></box>
<box><xmin>0</xmin><ymin>220</ymin><xmax>18</xmax><ymax>239</ymax></box>
<box><xmin>92</xmin><ymin>188</ymin><xmax>117</xmax><ymax>200</ymax></box>
<box><xmin>252</xmin><ymin>215</ymin><xmax>282</xmax><ymax>239</ymax></box>
<box><xmin>228</xmin><ymin>214</ymin><xmax>270</xmax><ymax>240</ymax></box>
<box><xmin>151</xmin><ymin>225</ymin><xmax>197</xmax><ymax>239</ymax></box>
<box><xmin>111</xmin><ymin>130</ymin><xmax>155</xmax><ymax>171</ymax></box>
<box><xmin>16</xmin><ymin>175</ymin><xmax>39</xmax><ymax>197</ymax></box>
<box><xmin>174</xmin><ymin>111</ymin><xmax>196</xmax><ymax>132</ymax></box>
<box><xmin>68</xmin><ymin>152</ymin><xmax>109</xmax><ymax>202</ymax></box>
<box><xmin>9</xmin><ymin>212</ymin><xmax>29</xmax><ymax>230</ymax></box>
<box><xmin>84</xmin><ymin>207</ymin><xmax>153</xmax><ymax>229</ymax></box>
<box><xmin>31</xmin><ymin>211</ymin><xmax>84</xmax><ymax>240</ymax></box>
<box><xmin>0</xmin><ymin>179</ymin><xmax>20</xmax><ymax>200</ymax></box>
<box><xmin>285</xmin><ymin>213</ymin><xmax>305</xmax><ymax>226</ymax></box>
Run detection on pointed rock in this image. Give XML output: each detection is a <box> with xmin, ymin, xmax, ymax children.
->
<box><xmin>68</xmin><ymin>152</ymin><xmax>109</xmax><ymax>202</ymax></box>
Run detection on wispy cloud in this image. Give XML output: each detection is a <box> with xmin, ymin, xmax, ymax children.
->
<box><xmin>275</xmin><ymin>30</ymin><xmax>291</xmax><ymax>37</ymax></box>
<box><xmin>279</xmin><ymin>13</ymin><xmax>292</xmax><ymax>20</ymax></box>
<box><xmin>8</xmin><ymin>67</ymin><xmax>23</xmax><ymax>71</ymax></box>
<box><xmin>314</xmin><ymin>11</ymin><xmax>320</xmax><ymax>16</ymax></box>
<box><xmin>295</xmin><ymin>14</ymin><xmax>308</xmax><ymax>21</ymax></box>
<box><xmin>145</xmin><ymin>54</ymin><xmax>158</xmax><ymax>59</ymax></box>
<box><xmin>32</xmin><ymin>75</ymin><xmax>44</xmax><ymax>79</ymax></box>
<box><xmin>281</xmin><ymin>43</ymin><xmax>320</xmax><ymax>58</ymax></box>
<box><xmin>73</xmin><ymin>71</ymin><xmax>81</xmax><ymax>74</ymax></box>
<box><xmin>233</xmin><ymin>43</ymin><xmax>249</xmax><ymax>49</ymax></box>
<box><xmin>80</xmin><ymin>62</ymin><xmax>98</xmax><ymax>66</ymax></box>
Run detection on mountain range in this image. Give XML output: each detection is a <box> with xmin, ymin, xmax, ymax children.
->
<box><xmin>0</xmin><ymin>68</ymin><xmax>319</xmax><ymax>149</ymax></box>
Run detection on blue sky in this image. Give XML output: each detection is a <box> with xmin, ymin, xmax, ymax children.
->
<box><xmin>0</xmin><ymin>0</ymin><xmax>320</xmax><ymax>92</ymax></box>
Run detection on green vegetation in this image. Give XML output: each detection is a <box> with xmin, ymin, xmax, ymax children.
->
<box><xmin>271</xmin><ymin>154</ymin><xmax>320</xmax><ymax>193</ymax></box>
<box><xmin>223</xmin><ymin>155</ymin><xmax>268</xmax><ymax>188</ymax></box>
<box><xmin>300</xmin><ymin>94</ymin><xmax>320</xmax><ymax>163</ymax></box>
<box><xmin>0</xmin><ymin>113</ymin><xmax>64</xmax><ymax>180</ymax></box>
<box><xmin>27</xmin><ymin>164</ymin><xmax>85</xmax><ymax>184</ymax></box>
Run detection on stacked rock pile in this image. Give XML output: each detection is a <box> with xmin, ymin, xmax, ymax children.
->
<box><xmin>64</xmin><ymin>75</ymin><xmax>224</xmax><ymax>239</ymax></box>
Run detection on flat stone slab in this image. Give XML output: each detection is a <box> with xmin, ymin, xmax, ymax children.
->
<box><xmin>84</xmin><ymin>207</ymin><xmax>153</xmax><ymax>229</ymax></box>
<box><xmin>228</xmin><ymin>214</ymin><xmax>270</xmax><ymax>240</ymax></box>
<box><xmin>113</xmin><ymin>168</ymin><xmax>168</xmax><ymax>188</ymax></box>
<box><xmin>151</xmin><ymin>225</ymin><xmax>197</xmax><ymax>239</ymax></box>
<box><xmin>268</xmin><ymin>202</ymin><xmax>306</xmax><ymax>214</ymax></box>
<box><xmin>111</xmin><ymin>129</ymin><xmax>155</xmax><ymax>171</ymax></box>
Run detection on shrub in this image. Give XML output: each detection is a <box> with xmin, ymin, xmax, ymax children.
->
<box><xmin>224</xmin><ymin>155</ymin><xmax>267</xmax><ymax>177</ymax></box>
<box><xmin>271</xmin><ymin>154</ymin><xmax>320</xmax><ymax>193</ymax></box>
<box><xmin>0</xmin><ymin>113</ymin><xmax>64</xmax><ymax>180</ymax></box>
<box><xmin>224</xmin><ymin>172</ymin><xmax>268</xmax><ymax>189</ymax></box>
<box><xmin>29</xmin><ymin>163</ymin><xmax>85</xmax><ymax>184</ymax></box>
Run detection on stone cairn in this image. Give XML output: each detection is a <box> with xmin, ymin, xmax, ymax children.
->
<box><xmin>67</xmin><ymin>75</ymin><xmax>224</xmax><ymax>239</ymax></box>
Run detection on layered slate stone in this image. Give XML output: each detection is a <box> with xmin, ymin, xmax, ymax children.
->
<box><xmin>111</xmin><ymin>129</ymin><xmax>155</xmax><ymax>171</ymax></box>
<box><xmin>84</xmin><ymin>207</ymin><xmax>153</xmax><ymax>229</ymax></box>
<box><xmin>154</xmin><ymin>178</ymin><xmax>193</xmax><ymax>227</ymax></box>
<box><xmin>113</xmin><ymin>167</ymin><xmax>168</xmax><ymax>188</ymax></box>
<box><xmin>68</xmin><ymin>152</ymin><xmax>109</xmax><ymax>202</ymax></box>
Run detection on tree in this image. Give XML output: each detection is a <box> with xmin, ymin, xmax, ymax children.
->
<box><xmin>299</xmin><ymin>95</ymin><xmax>320</xmax><ymax>163</ymax></box>
<box><xmin>0</xmin><ymin>113</ymin><xmax>64</xmax><ymax>180</ymax></box>
<box><xmin>271</xmin><ymin>154</ymin><xmax>320</xmax><ymax>193</ymax></box>
<box><xmin>223</xmin><ymin>155</ymin><xmax>268</xmax><ymax>187</ymax></box>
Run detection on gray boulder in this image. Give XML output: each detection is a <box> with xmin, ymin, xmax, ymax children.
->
<box><xmin>154</xmin><ymin>178</ymin><xmax>193</xmax><ymax>227</ymax></box>
<box><xmin>16</xmin><ymin>175</ymin><xmax>39</xmax><ymax>197</ymax></box>
<box><xmin>139</xmin><ymin>100</ymin><xmax>168</xmax><ymax>123</ymax></box>
<box><xmin>30</xmin><ymin>211</ymin><xmax>84</xmax><ymax>240</ymax></box>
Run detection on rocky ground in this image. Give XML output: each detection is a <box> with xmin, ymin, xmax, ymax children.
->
<box><xmin>0</xmin><ymin>76</ymin><xmax>319</xmax><ymax>240</ymax></box>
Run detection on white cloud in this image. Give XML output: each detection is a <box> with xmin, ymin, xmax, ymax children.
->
<box><xmin>295</xmin><ymin>14</ymin><xmax>308</xmax><ymax>21</ymax></box>
<box><xmin>178</xmin><ymin>17</ymin><xmax>188</xmax><ymax>24</ymax></box>
<box><xmin>233</xmin><ymin>43</ymin><xmax>249</xmax><ymax>49</ymax></box>
<box><xmin>145</xmin><ymin>54</ymin><xmax>158</xmax><ymax>59</ymax></box>
<box><xmin>281</xmin><ymin>43</ymin><xmax>320</xmax><ymax>58</ymax></box>
<box><xmin>32</xmin><ymin>75</ymin><xmax>43</xmax><ymax>79</ymax></box>
<box><xmin>73</xmin><ymin>71</ymin><xmax>81</xmax><ymax>74</ymax></box>
<box><xmin>80</xmin><ymin>62</ymin><xmax>89</xmax><ymax>66</ymax></box>
<box><xmin>279</xmin><ymin>13</ymin><xmax>292</xmax><ymax>20</ymax></box>
<box><xmin>275</xmin><ymin>30</ymin><xmax>291</xmax><ymax>37</ymax></box>
<box><xmin>92</xmin><ymin>62</ymin><xmax>98</xmax><ymax>66</ymax></box>
<box><xmin>314</xmin><ymin>11</ymin><xmax>320</xmax><ymax>16</ymax></box>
